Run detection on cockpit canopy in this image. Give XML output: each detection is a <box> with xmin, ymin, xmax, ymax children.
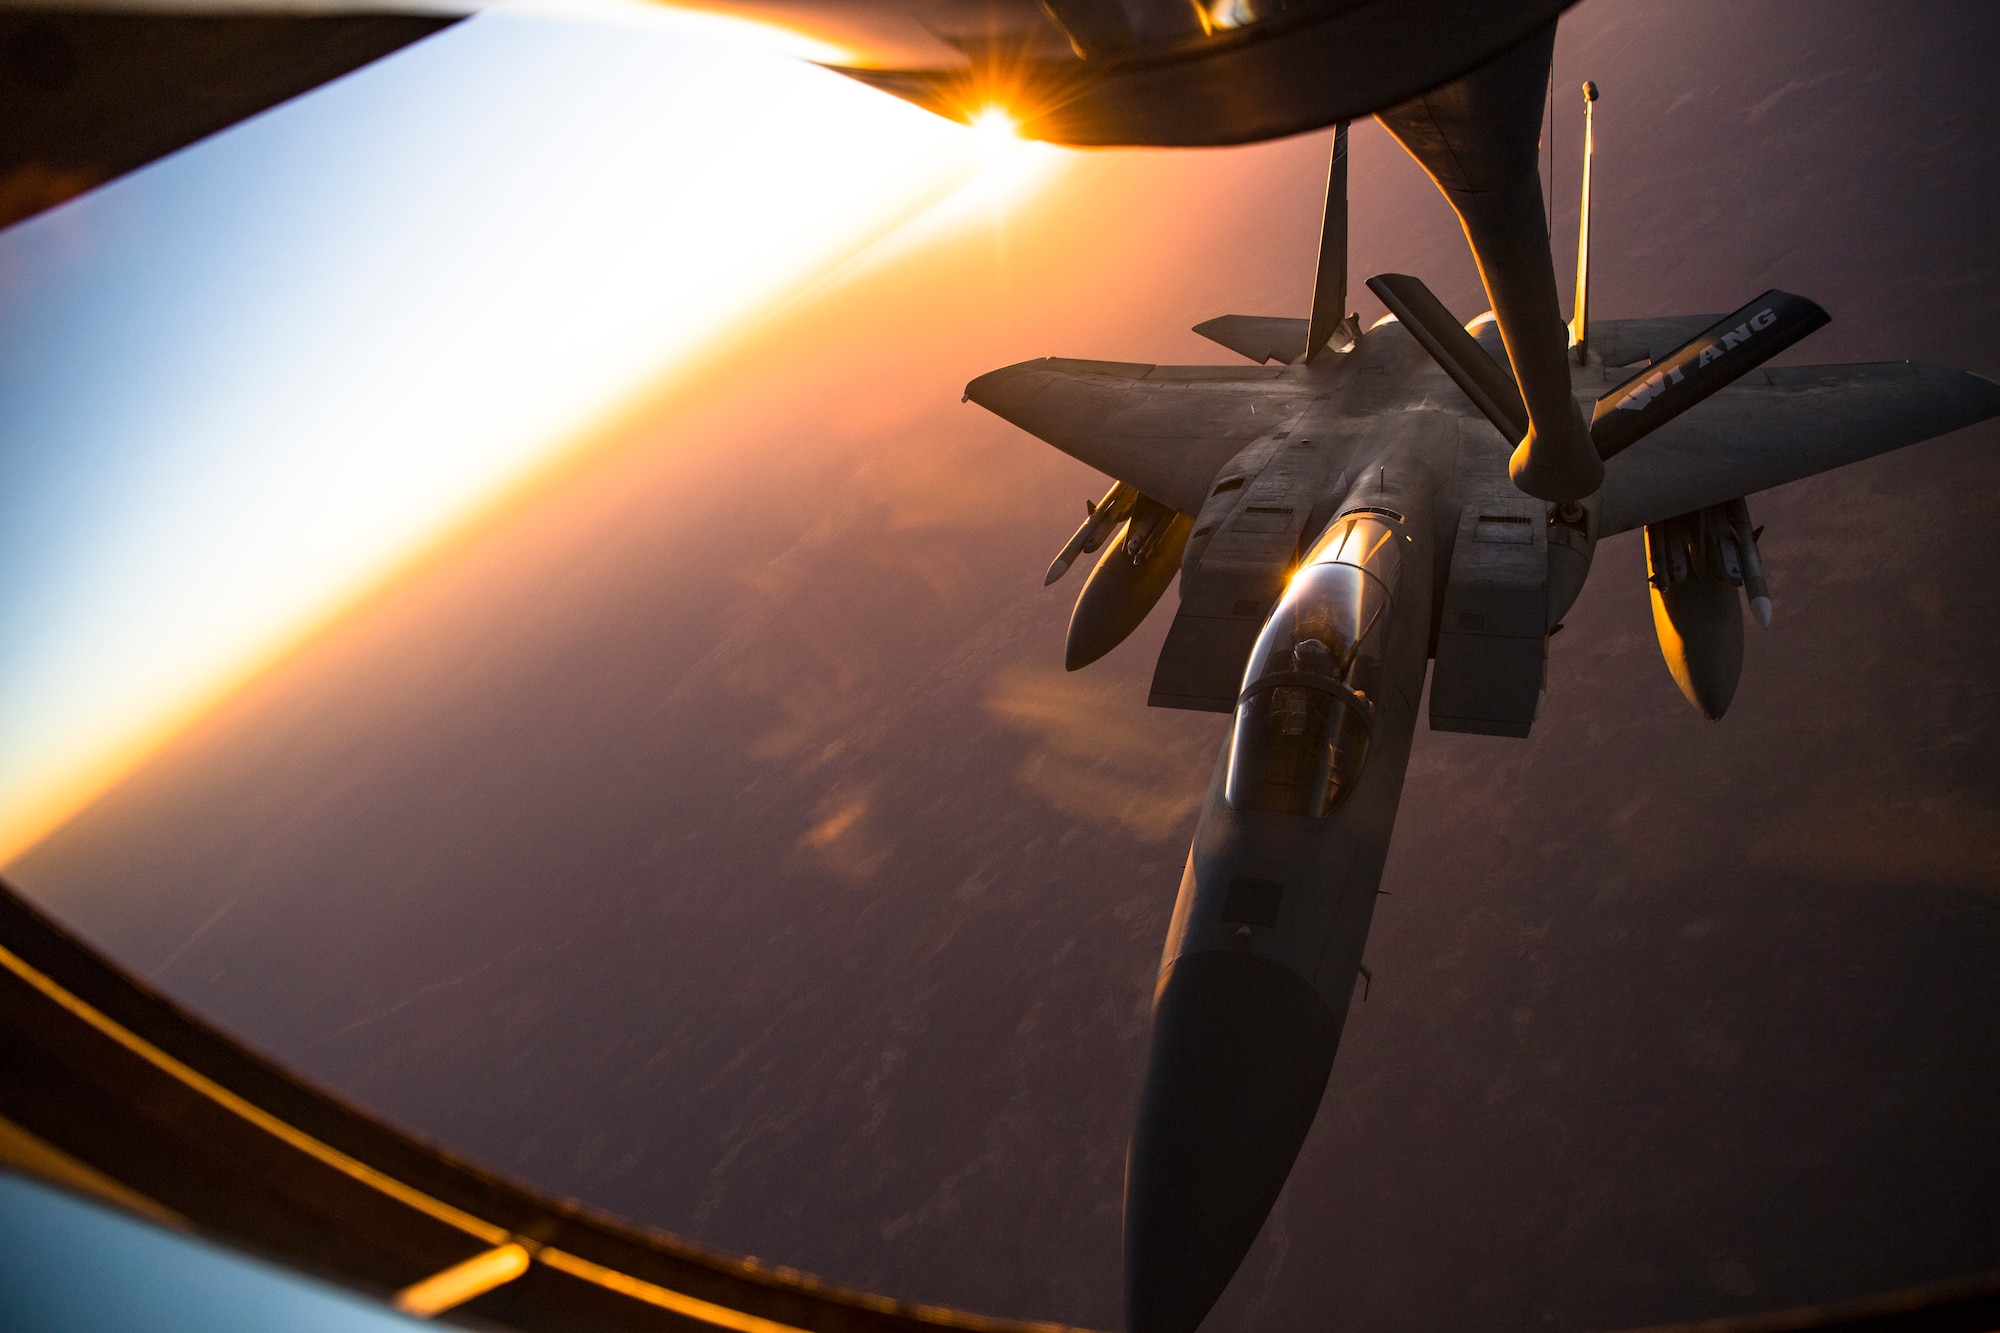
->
<box><xmin>1224</xmin><ymin>515</ymin><xmax>1402</xmax><ymax>819</ymax></box>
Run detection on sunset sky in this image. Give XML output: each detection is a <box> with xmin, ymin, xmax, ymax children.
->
<box><xmin>0</xmin><ymin>9</ymin><xmax>1059</xmax><ymax>863</ymax></box>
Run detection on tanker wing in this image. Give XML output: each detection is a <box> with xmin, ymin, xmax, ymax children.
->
<box><xmin>0</xmin><ymin>11</ymin><xmax>460</xmax><ymax>231</ymax></box>
<box><xmin>1599</xmin><ymin>362</ymin><xmax>2000</xmax><ymax>535</ymax></box>
<box><xmin>964</xmin><ymin>357</ymin><xmax>1308</xmax><ymax>516</ymax></box>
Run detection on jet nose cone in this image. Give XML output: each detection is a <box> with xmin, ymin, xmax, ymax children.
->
<box><xmin>1124</xmin><ymin>949</ymin><xmax>1340</xmax><ymax>1333</ymax></box>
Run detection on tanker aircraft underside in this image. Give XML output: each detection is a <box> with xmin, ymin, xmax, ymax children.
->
<box><xmin>10</xmin><ymin>1</ymin><xmax>1631</xmax><ymax>517</ymax></box>
<box><xmin>964</xmin><ymin>86</ymin><xmax>2000</xmax><ymax>1333</ymax></box>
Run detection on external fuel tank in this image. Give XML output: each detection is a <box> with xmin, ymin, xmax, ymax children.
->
<box><xmin>1065</xmin><ymin>499</ymin><xmax>1192</xmax><ymax>670</ymax></box>
<box><xmin>1644</xmin><ymin>500</ymin><xmax>1765</xmax><ymax>720</ymax></box>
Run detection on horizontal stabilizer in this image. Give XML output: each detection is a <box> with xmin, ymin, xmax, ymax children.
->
<box><xmin>1366</xmin><ymin>273</ymin><xmax>1528</xmax><ymax>440</ymax></box>
<box><xmin>1601</xmin><ymin>362</ymin><xmax>2000</xmax><ymax>534</ymax></box>
<box><xmin>1590</xmin><ymin>290</ymin><xmax>1829</xmax><ymax>459</ymax></box>
<box><xmin>1193</xmin><ymin>316</ymin><xmax>1308</xmax><ymax>366</ymax></box>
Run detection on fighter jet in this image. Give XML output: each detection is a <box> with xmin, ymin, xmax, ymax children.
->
<box><xmin>964</xmin><ymin>86</ymin><xmax>2000</xmax><ymax>1333</ymax></box>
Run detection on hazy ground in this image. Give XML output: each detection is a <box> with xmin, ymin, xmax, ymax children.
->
<box><xmin>12</xmin><ymin>2</ymin><xmax>1998</xmax><ymax>1329</ymax></box>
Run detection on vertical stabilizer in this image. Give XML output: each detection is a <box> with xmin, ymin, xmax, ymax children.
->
<box><xmin>1306</xmin><ymin>121</ymin><xmax>1358</xmax><ymax>360</ymax></box>
<box><xmin>1568</xmin><ymin>80</ymin><xmax>1598</xmax><ymax>364</ymax></box>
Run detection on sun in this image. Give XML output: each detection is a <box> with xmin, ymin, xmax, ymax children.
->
<box><xmin>967</xmin><ymin>105</ymin><xmax>1021</xmax><ymax>150</ymax></box>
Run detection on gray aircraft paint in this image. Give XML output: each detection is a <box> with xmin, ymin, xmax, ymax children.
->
<box><xmin>967</xmin><ymin>278</ymin><xmax>2000</xmax><ymax>1333</ymax></box>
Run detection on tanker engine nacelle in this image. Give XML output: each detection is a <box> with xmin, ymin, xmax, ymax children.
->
<box><xmin>1644</xmin><ymin>496</ymin><xmax>1770</xmax><ymax>720</ymax></box>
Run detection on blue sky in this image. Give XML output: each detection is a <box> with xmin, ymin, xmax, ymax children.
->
<box><xmin>1</xmin><ymin>1172</ymin><xmax>431</xmax><ymax>1333</ymax></box>
<box><xmin>0</xmin><ymin>9</ymin><xmax>1041</xmax><ymax>858</ymax></box>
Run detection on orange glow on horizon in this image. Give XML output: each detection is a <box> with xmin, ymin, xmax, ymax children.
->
<box><xmin>4</xmin><ymin>115</ymin><xmax>1353</xmax><ymax>890</ymax></box>
<box><xmin>0</xmin><ymin>20</ymin><xmax>1071</xmax><ymax>869</ymax></box>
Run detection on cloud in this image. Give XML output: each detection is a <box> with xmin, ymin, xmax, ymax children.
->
<box><xmin>984</xmin><ymin>664</ymin><xmax>1218</xmax><ymax>843</ymax></box>
<box><xmin>1744</xmin><ymin>70</ymin><xmax>1843</xmax><ymax>123</ymax></box>
<box><xmin>796</xmin><ymin>784</ymin><xmax>892</xmax><ymax>882</ymax></box>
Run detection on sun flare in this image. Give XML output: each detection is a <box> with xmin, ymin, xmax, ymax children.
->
<box><xmin>968</xmin><ymin>105</ymin><xmax>1023</xmax><ymax>151</ymax></box>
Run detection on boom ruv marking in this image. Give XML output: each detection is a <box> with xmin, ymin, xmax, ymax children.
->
<box><xmin>964</xmin><ymin>84</ymin><xmax>2000</xmax><ymax>1333</ymax></box>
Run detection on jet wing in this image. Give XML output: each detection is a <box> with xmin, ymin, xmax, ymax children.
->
<box><xmin>1598</xmin><ymin>362</ymin><xmax>2000</xmax><ymax>535</ymax></box>
<box><xmin>964</xmin><ymin>357</ymin><xmax>1309</xmax><ymax>515</ymax></box>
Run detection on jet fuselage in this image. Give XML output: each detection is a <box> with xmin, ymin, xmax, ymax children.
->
<box><xmin>1110</xmin><ymin>319</ymin><xmax>1551</xmax><ymax>1333</ymax></box>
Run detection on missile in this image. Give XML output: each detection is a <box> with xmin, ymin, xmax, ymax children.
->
<box><xmin>1065</xmin><ymin>497</ymin><xmax>1191</xmax><ymax>669</ymax></box>
<box><xmin>1728</xmin><ymin>497</ymin><xmax>1772</xmax><ymax>626</ymax></box>
<box><xmin>1045</xmin><ymin>481</ymin><xmax>1136</xmax><ymax>585</ymax></box>
<box><xmin>1122</xmin><ymin>495</ymin><xmax>1175</xmax><ymax>558</ymax></box>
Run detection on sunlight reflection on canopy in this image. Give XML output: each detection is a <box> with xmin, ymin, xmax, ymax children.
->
<box><xmin>0</xmin><ymin>12</ymin><xmax>1058</xmax><ymax>863</ymax></box>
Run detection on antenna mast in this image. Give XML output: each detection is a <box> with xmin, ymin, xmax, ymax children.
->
<box><xmin>1568</xmin><ymin>80</ymin><xmax>1597</xmax><ymax>364</ymax></box>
